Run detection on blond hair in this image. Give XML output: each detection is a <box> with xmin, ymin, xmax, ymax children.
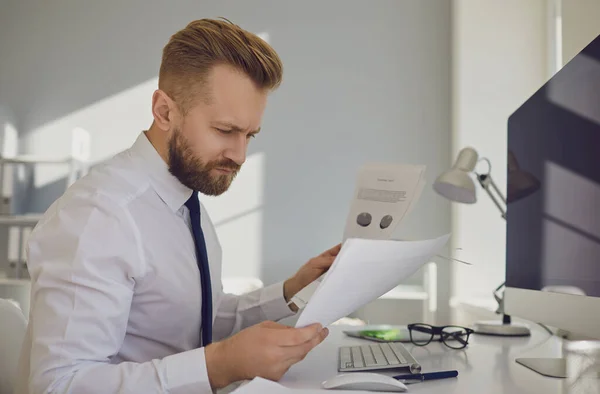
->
<box><xmin>159</xmin><ymin>18</ymin><xmax>283</xmax><ymax>113</ymax></box>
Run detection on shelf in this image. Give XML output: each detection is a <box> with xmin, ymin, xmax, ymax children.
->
<box><xmin>0</xmin><ymin>155</ymin><xmax>75</xmax><ymax>165</ymax></box>
<box><xmin>0</xmin><ymin>277</ymin><xmax>30</xmax><ymax>286</ymax></box>
<box><xmin>0</xmin><ymin>214</ymin><xmax>43</xmax><ymax>226</ymax></box>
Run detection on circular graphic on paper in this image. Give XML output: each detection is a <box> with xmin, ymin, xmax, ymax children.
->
<box><xmin>380</xmin><ymin>215</ymin><xmax>393</xmax><ymax>229</ymax></box>
<box><xmin>356</xmin><ymin>212</ymin><xmax>372</xmax><ymax>227</ymax></box>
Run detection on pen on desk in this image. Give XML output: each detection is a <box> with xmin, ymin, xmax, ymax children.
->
<box><xmin>393</xmin><ymin>370</ymin><xmax>459</xmax><ymax>383</ymax></box>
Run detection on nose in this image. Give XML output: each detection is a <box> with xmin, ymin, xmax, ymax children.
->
<box><xmin>223</xmin><ymin>135</ymin><xmax>247</xmax><ymax>166</ymax></box>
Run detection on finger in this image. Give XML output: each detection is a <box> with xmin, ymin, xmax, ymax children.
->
<box><xmin>321</xmin><ymin>243</ymin><xmax>342</xmax><ymax>257</ymax></box>
<box><xmin>277</xmin><ymin>323</ymin><xmax>323</xmax><ymax>346</ymax></box>
<box><xmin>287</xmin><ymin>327</ymin><xmax>329</xmax><ymax>362</ymax></box>
<box><xmin>260</xmin><ymin>320</ymin><xmax>289</xmax><ymax>329</ymax></box>
<box><xmin>290</xmin><ymin>327</ymin><xmax>329</xmax><ymax>360</ymax></box>
<box><xmin>310</xmin><ymin>256</ymin><xmax>336</xmax><ymax>270</ymax></box>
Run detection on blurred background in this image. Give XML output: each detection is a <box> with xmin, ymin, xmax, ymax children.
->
<box><xmin>0</xmin><ymin>0</ymin><xmax>598</xmax><ymax>326</ymax></box>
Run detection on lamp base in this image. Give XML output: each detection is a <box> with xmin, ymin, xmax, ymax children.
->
<box><xmin>473</xmin><ymin>320</ymin><xmax>531</xmax><ymax>337</ymax></box>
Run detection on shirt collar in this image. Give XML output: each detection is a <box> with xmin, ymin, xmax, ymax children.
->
<box><xmin>130</xmin><ymin>131</ymin><xmax>193</xmax><ymax>212</ymax></box>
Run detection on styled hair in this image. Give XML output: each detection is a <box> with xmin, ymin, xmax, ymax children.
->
<box><xmin>159</xmin><ymin>18</ymin><xmax>283</xmax><ymax>113</ymax></box>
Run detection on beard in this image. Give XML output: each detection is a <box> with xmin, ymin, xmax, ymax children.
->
<box><xmin>167</xmin><ymin>128</ymin><xmax>240</xmax><ymax>196</ymax></box>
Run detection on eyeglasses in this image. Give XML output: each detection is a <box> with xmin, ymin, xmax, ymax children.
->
<box><xmin>407</xmin><ymin>323</ymin><xmax>475</xmax><ymax>349</ymax></box>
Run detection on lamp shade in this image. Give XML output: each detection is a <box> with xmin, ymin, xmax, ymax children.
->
<box><xmin>507</xmin><ymin>151</ymin><xmax>540</xmax><ymax>203</ymax></box>
<box><xmin>433</xmin><ymin>147</ymin><xmax>478</xmax><ymax>204</ymax></box>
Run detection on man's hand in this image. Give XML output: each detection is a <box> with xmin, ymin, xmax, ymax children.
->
<box><xmin>283</xmin><ymin>244</ymin><xmax>342</xmax><ymax>311</ymax></box>
<box><xmin>205</xmin><ymin>321</ymin><xmax>328</xmax><ymax>389</ymax></box>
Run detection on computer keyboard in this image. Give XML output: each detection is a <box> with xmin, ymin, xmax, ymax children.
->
<box><xmin>338</xmin><ymin>342</ymin><xmax>422</xmax><ymax>374</ymax></box>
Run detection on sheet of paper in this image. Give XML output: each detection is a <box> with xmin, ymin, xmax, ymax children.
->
<box><xmin>231</xmin><ymin>377</ymin><xmax>291</xmax><ymax>393</ymax></box>
<box><xmin>295</xmin><ymin>234</ymin><xmax>450</xmax><ymax>328</ymax></box>
<box><xmin>403</xmin><ymin>176</ymin><xmax>426</xmax><ymax>221</ymax></box>
<box><xmin>342</xmin><ymin>163</ymin><xmax>426</xmax><ymax>242</ymax></box>
<box><xmin>290</xmin><ymin>162</ymin><xmax>430</xmax><ymax>312</ymax></box>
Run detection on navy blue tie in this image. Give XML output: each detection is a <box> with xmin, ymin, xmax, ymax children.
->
<box><xmin>185</xmin><ymin>191</ymin><xmax>213</xmax><ymax>346</ymax></box>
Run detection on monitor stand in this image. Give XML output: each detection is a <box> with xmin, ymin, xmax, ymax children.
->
<box><xmin>515</xmin><ymin>358</ymin><xmax>567</xmax><ymax>378</ymax></box>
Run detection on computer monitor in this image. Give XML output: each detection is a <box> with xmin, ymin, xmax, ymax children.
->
<box><xmin>504</xmin><ymin>34</ymin><xmax>600</xmax><ymax>376</ymax></box>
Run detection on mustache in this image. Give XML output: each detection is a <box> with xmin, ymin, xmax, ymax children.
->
<box><xmin>207</xmin><ymin>159</ymin><xmax>241</xmax><ymax>171</ymax></box>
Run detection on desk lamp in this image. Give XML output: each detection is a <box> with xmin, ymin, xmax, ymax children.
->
<box><xmin>433</xmin><ymin>147</ymin><xmax>540</xmax><ymax>336</ymax></box>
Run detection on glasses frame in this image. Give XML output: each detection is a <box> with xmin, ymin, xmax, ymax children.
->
<box><xmin>407</xmin><ymin>323</ymin><xmax>475</xmax><ymax>349</ymax></box>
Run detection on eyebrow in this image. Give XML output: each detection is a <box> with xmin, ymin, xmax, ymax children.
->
<box><xmin>213</xmin><ymin>121</ymin><xmax>261</xmax><ymax>134</ymax></box>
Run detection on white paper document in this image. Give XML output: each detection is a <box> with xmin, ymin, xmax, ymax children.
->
<box><xmin>292</xmin><ymin>161</ymin><xmax>450</xmax><ymax>328</ymax></box>
<box><xmin>342</xmin><ymin>163</ymin><xmax>426</xmax><ymax>241</ymax></box>
<box><xmin>291</xmin><ymin>162</ymin><xmax>429</xmax><ymax>311</ymax></box>
<box><xmin>295</xmin><ymin>233</ymin><xmax>450</xmax><ymax>328</ymax></box>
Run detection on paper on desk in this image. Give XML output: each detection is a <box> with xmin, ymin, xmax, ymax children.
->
<box><xmin>231</xmin><ymin>377</ymin><xmax>291</xmax><ymax>393</ymax></box>
<box><xmin>295</xmin><ymin>233</ymin><xmax>450</xmax><ymax>328</ymax></box>
<box><xmin>342</xmin><ymin>163</ymin><xmax>426</xmax><ymax>242</ymax></box>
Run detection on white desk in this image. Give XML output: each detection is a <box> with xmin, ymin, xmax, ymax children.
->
<box><xmin>278</xmin><ymin>325</ymin><xmax>599</xmax><ymax>393</ymax></box>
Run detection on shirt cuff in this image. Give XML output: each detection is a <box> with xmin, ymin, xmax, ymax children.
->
<box><xmin>260</xmin><ymin>281</ymin><xmax>296</xmax><ymax>322</ymax></box>
<box><xmin>163</xmin><ymin>347</ymin><xmax>213</xmax><ymax>394</ymax></box>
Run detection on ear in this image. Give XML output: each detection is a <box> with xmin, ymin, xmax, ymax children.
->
<box><xmin>151</xmin><ymin>90</ymin><xmax>177</xmax><ymax>131</ymax></box>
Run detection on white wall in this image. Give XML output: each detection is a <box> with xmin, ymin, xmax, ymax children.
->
<box><xmin>561</xmin><ymin>0</ymin><xmax>600</xmax><ymax>65</ymax></box>
<box><xmin>0</xmin><ymin>6</ymin><xmax>22</xmax><ymax>278</ymax></box>
<box><xmin>0</xmin><ymin>3</ymin><xmax>18</xmax><ymax>152</ymax></box>
<box><xmin>451</xmin><ymin>0</ymin><xmax>548</xmax><ymax>307</ymax></box>
<box><xmin>0</xmin><ymin>0</ymin><xmax>452</xmax><ymax>320</ymax></box>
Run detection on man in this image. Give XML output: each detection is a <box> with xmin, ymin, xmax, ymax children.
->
<box><xmin>16</xmin><ymin>18</ymin><xmax>340</xmax><ymax>394</ymax></box>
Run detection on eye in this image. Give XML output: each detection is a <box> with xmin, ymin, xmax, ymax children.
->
<box><xmin>247</xmin><ymin>133</ymin><xmax>257</xmax><ymax>139</ymax></box>
<box><xmin>216</xmin><ymin>128</ymin><xmax>233</xmax><ymax>135</ymax></box>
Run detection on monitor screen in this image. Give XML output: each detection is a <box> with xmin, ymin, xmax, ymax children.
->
<box><xmin>506</xmin><ymin>36</ymin><xmax>600</xmax><ymax>299</ymax></box>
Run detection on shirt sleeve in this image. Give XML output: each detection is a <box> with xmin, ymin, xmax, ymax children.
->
<box><xmin>25</xmin><ymin>193</ymin><xmax>213</xmax><ymax>394</ymax></box>
<box><xmin>212</xmin><ymin>281</ymin><xmax>296</xmax><ymax>341</ymax></box>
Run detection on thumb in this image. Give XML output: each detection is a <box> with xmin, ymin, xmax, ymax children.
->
<box><xmin>311</xmin><ymin>256</ymin><xmax>336</xmax><ymax>270</ymax></box>
<box><xmin>322</xmin><ymin>243</ymin><xmax>342</xmax><ymax>257</ymax></box>
<box><xmin>260</xmin><ymin>320</ymin><xmax>290</xmax><ymax>329</ymax></box>
<box><xmin>284</xmin><ymin>323</ymin><xmax>323</xmax><ymax>346</ymax></box>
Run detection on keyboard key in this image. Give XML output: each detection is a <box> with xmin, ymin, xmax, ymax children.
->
<box><xmin>340</xmin><ymin>347</ymin><xmax>352</xmax><ymax>370</ymax></box>
<box><xmin>390</xmin><ymin>343</ymin><xmax>408</xmax><ymax>364</ymax></box>
<box><xmin>351</xmin><ymin>347</ymin><xmax>364</xmax><ymax>368</ymax></box>
<box><xmin>380</xmin><ymin>343</ymin><xmax>401</xmax><ymax>365</ymax></box>
<box><xmin>360</xmin><ymin>345</ymin><xmax>377</xmax><ymax>366</ymax></box>
<box><xmin>369</xmin><ymin>344</ymin><xmax>389</xmax><ymax>366</ymax></box>
<box><xmin>340</xmin><ymin>347</ymin><xmax>351</xmax><ymax>361</ymax></box>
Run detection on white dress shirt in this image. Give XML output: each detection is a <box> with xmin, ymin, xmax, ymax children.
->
<box><xmin>16</xmin><ymin>132</ymin><xmax>295</xmax><ymax>394</ymax></box>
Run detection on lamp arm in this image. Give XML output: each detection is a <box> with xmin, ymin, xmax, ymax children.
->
<box><xmin>488</xmin><ymin>175</ymin><xmax>507</xmax><ymax>204</ymax></box>
<box><xmin>479</xmin><ymin>171</ymin><xmax>510</xmax><ymax>319</ymax></box>
<box><xmin>477</xmin><ymin>173</ymin><xmax>507</xmax><ymax>220</ymax></box>
<box><xmin>471</xmin><ymin>158</ymin><xmax>513</xmax><ymax>322</ymax></box>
